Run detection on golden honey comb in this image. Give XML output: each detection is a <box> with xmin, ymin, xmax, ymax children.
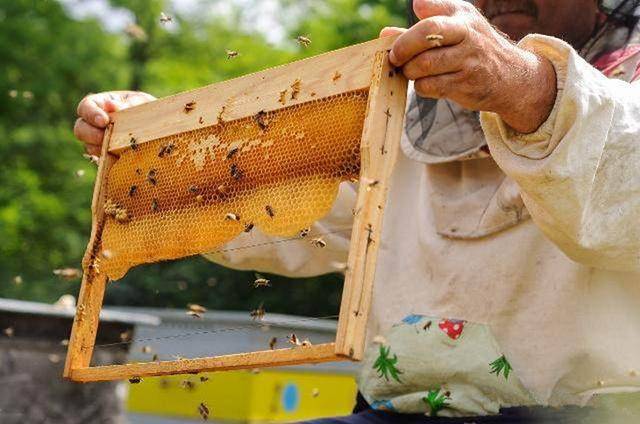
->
<box><xmin>97</xmin><ymin>90</ymin><xmax>369</xmax><ymax>279</ymax></box>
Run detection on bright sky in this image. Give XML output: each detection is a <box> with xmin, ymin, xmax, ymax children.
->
<box><xmin>59</xmin><ymin>0</ymin><xmax>287</xmax><ymax>43</ymax></box>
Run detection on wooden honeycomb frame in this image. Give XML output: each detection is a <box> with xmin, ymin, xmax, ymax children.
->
<box><xmin>63</xmin><ymin>35</ymin><xmax>407</xmax><ymax>382</ymax></box>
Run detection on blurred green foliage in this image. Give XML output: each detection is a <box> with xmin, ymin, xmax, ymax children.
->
<box><xmin>0</xmin><ymin>0</ymin><xmax>404</xmax><ymax>315</ymax></box>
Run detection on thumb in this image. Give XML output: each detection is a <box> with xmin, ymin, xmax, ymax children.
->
<box><xmin>380</xmin><ymin>26</ymin><xmax>406</xmax><ymax>38</ymax></box>
<box><xmin>103</xmin><ymin>98</ymin><xmax>126</xmax><ymax>113</ymax></box>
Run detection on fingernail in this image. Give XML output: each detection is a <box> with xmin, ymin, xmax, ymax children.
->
<box><xmin>95</xmin><ymin>114</ymin><xmax>107</xmax><ymax>127</ymax></box>
<box><xmin>389</xmin><ymin>51</ymin><xmax>398</xmax><ymax>65</ymax></box>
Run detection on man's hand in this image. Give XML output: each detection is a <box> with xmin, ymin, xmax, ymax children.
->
<box><xmin>74</xmin><ymin>91</ymin><xmax>155</xmax><ymax>155</ymax></box>
<box><xmin>382</xmin><ymin>0</ymin><xmax>557</xmax><ymax>134</ymax></box>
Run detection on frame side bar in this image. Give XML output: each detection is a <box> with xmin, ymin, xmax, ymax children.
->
<box><xmin>335</xmin><ymin>51</ymin><xmax>408</xmax><ymax>360</ymax></box>
<box><xmin>68</xmin><ymin>343</ymin><xmax>343</xmax><ymax>382</ymax></box>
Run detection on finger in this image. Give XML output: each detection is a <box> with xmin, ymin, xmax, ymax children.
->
<box><xmin>390</xmin><ymin>16</ymin><xmax>467</xmax><ymax>66</ymax></box>
<box><xmin>73</xmin><ymin>118</ymin><xmax>105</xmax><ymax>147</ymax></box>
<box><xmin>401</xmin><ymin>44</ymin><xmax>465</xmax><ymax>80</ymax></box>
<box><xmin>104</xmin><ymin>91</ymin><xmax>156</xmax><ymax>112</ymax></box>
<box><xmin>413</xmin><ymin>0</ymin><xmax>460</xmax><ymax>19</ymax></box>
<box><xmin>414</xmin><ymin>72</ymin><xmax>461</xmax><ymax>100</ymax></box>
<box><xmin>77</xmin><ymin>94</ymin><xmax>110</xmax><ymax>128</ymax></box>
<box><xmin>379</xmin><ymin>26</ymin><xmax>406</xmax><ymax>38</ymax></box>
<box><xmin>84</xmin><ymin>144</ymin><xmax>102</xmax><ymax>157</ymax></box>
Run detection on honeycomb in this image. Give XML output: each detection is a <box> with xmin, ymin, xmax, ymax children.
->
<box><xmin>97</xmin><ymin>90</ymin><xmax>369</xmax><ymax>280</ymax></box>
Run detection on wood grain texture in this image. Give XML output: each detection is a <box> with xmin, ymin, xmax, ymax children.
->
<box><xmin>334</xmin><ymin>51</ymin><xmax>408</xmax><ymax>360</ymax></box>
<box><xmin>68</xmin><ymin>343</ymin><xmax>343</xmax><ymax>382</ymax></box>
<box><xmin>64</xmin><ymin>125</ymin><xmax>116</xmax><ymax>378</ymax></box>
<box><xmin>107</xmin><ymin>35</ymin><xmax>399</xmax><ymax>154</ymax></box>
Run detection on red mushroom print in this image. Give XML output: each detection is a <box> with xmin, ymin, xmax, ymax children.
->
<box><xmin>438</xmin><ymin>319</ymin><xmax>465</xmax><ymax>340</ymax></box>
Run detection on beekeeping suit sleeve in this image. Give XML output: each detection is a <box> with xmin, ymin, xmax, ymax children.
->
<box><xmin>481</xmin><ymin>34</ymin><xmax>640</xmax><ymax>272</ymax></box>
<box><xmin>203</xmin><ymin>182</ymin><xmax>355</xmax><ymax>277</ymax></box>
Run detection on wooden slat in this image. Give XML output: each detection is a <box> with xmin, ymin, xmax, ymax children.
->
<box><xmin>335</xmin><ymin>51</ymin><xmax>408</xmax><ymax>360</ymax></box>
<box><xmin>63</xmin><ymin>125</ymin><xmax>116</xmax><ymax>378</ymax></box>
<box><xmin>68</xmin><ymin>343</ymin><xmax>343</xmax><ymax>382</ymax></box>
<box><xmin>107</xmin><ymin>35</ymin><xmax>399</xmax><ymax>154</ymax></box>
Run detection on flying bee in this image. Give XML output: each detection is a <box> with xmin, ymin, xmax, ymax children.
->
<box><xmin>296</xmin><ymin>35</ymin><xmax>311</xmax><ymax>47</ymax></box>
<box><xmin>48</xmin><ymin>354</ymin><xmax>61</xmax><ymax>364</ymax></box>
<box><xmin>186</xmin><ymin>310</ymin><xmax>202</xmax><ymax>319</ymax></box>
<box><xmin>159</xmin><ymin>12</ymin><xmax>173</xmax><ymax>24</ymax></box>
<box><xmin>180</xmin><ymin>380</ymin><xmax>196</xmax><ymax>390</ymax></box>
<box><xmin>129</xmin><ymin>136</ymin><xmax>138</xmax><ymax>150</ymax></box>
<box><xmin>128</xmin><ymin>185</ymin><xmax>138</xmax><ymax>197</ymax></box>
<box><xmin>226</xmin><ymin>147</ymin><xmax>239</xmax><ymax>160</ymax></box>
<box><xmin>253</xmin><ymin>276</ymin><xmax>270</xmax><ymax>288</ymax></box>
<box><xmin>120</xmin><ymin>330</ymin><xmax>131</xmax><ymax>342</ymax></box>
<box><xmin>82</xmin><ymin>153</ymin><xmax>99</xmax><ymax>165</ymax></box>
<box><xmin>265</xmin><ymin>205</ymin><xmax>275</xmax><ymax>218</ymax></box>
<box><xmin>152</xmin><ymin>354</ymin><xmax>159</xmax><ymax>361</ymax></box>
<box><xmin>141</xmin><ymin>345</ymin><xmax>152</xmax><ymax>354</ymax></box>
<box><xmin>184</xmin><ymin>101</ymin><xmax>196</xmax><ymax>113</ymax></box>
<box><xmin>230</xmin><ymin>164</ymin><xmax>243</xmax><ymax>180</ymax></box>
<box><xmin>311</xmin><ymin>237</ymin><xmax>326</xmax><ymax>248</ymax></box>
<box><xmin>147</xmin><ymin>169</ymin><xmax>157</xmax><ymax>185</ymax></box>
<box><xmin>250</xmin><ymin>303</ymin><xmax>265</xmax><ymax>321</ymax></box>
<box><xmin>53</xmin><ymin>268</ymin><xmax>82</xmax><ymax>281</ymax></box>
<box><xmin>225</xmin><ymin>212</ymin><xmax>240</xmax><ymax>221</ymax></box>
<box><xmin>188</xmin><ymin>304</ymin><xmax>207</xmax><ymax>314</ymax></box>
<box><xmin>75</xmin><ymin>169</ymin><xmax>85</xmax><ymax>178</ymax></box>
<box><xmin>151</xmin><ymin>198</ymin><xmax>159</xmax><ymax>211</ymax></box>
<box><xmin>244</xmin><ymin>222</ymin><xmax>254</xmax><ymax>233</ymax></box>
<box><xmin>3</xmin><ymin>327</ymin><xmax>14</xmax><ymax>338</ymax></box>
<box><xmin>287</xmin><ymin>333</ymin><xmax>310</xmax><ymax>347</ymax></box>
<box><xmin>269</xmin><ymin>337</ymin><xmax>277</xmax><ymax>350</ymax></box>
<box><xmin>226</xmin><ymin>49</ymin><xmax>239</xmax><ymax>59</ymax></box>
<box><xmin>200</xmin><ymin>376</ymin><xmax>209</xmax><ymax>382</ymax></box>
<box><xmin>299</xmin><ymin>228</ymin><xmax>310</xmax><ymax>238</ymax></box>
<box><xmin>254</xmin><ymin>110</ymin><xmax>268</xmax><ymax>130</ymax></box>
<box><xmin>129</xmin><ymin>376</ymin><xmax>142</xmax><ymax>384</ymax></box>
<box><xmin>198</xmin><ymin>402</ymin><xmax>210</xmax><ymax>420</ymax></box>
<box><xmin>312</xmin><ymin>388</ymin><xmax>320</xmax><ymax>398</ymax></box>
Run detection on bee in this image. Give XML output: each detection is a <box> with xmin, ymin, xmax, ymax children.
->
<box><xmin>287</xmin><ymin>333</ymin><xmax>310</xmax><ymax>347</ymax></box>
<box><xmin>244</xmin><ymin>222</ymin><xmax>254</xmax><ymax>233</ymax></box>
<box><xmin>184</xmin><ymin>101</ymin><xmax>196</xmax><ymax>113</ymax></box>
<box><xmin>152</xmin><ymin>354</ymin><xmax>159</xmax><ymax>361</ymax></box>
<box><xmin>3</xmin><ymin>327</ymin><xmax>14</xmax><ymax>338</ymax></box>
<box><xmin>186</xmin><ymin>311</ymin><xmax>202</xmax><ymax>319</ymax></box>
<box><xmin>225</xmin><ymin>212</ymin><xmax>240</xmax><ymax>221</ymax></box>
<box><xmin>217</xmin><ymin>184</ymin><xmax>228</xmax><ymax>195</ymax></box>
<box><xmin>147</xmin><ymin>169</ymin><xmax>157</xmax><ymax>185</ymax></box>
<box><xmin>158</xmin><ymin>143</ymin><xmax>175</xmax><ymax>157</ymax></box>
<box><xmin>332</xmin><ymin>71</ymin><xmax>342</xmax><ymax>81</ymax></box>
<box><xmin>198</xmin><ymin>402</ymin><xmax>210</xmax><ymax>420</ymax></box>
<box><xmin>425</xmin><ymin>33</ymin><xmax>444</xmax><ymax>47</ymax></box>
<box><xmin>119</xmin><ymin>330</ymin><xmax>132</xmax><ymax>342</ymax></box>
<box><xmin>423</xmin><ymin>321</ymin><xmax>432</xmax><ymax>331</ymax></box>
<box><xmin>312</xmin><ymin>388</ymin><xmax>320</xmax><ymax>398</ymax></box>
<box><xmin>151</xmin><ymin>198</ymin><xmax>159</xmax><ymax>211</ymax></box>
<box><xmin>53</xmin><ymin>268</ymin><xmax>82</xmax><ymax>281</ymax></box>
<box><xmin>188</xmin><ymin>185</ymin><xmax>199</xmax><ymax>194</ymax></box>
<box><xmin>366</xmin><ymin>179</ymin><xmax>380</xmax><ymax>192</ymax></box>
<box><xmin>444</xmin><ymin>391</ymin><xmax>451</xmax><ymax>398</ymax></box>
<box><xmin>250</xmin><ymin>302</ymin><xmax>265</xmax><ymax>321</ymax></box>
<box><xmin>198</xmin><ymin>116</ymin><xmax>204</xmax><ymax>124</ymax></box>
<box><xmin>125</xmin><ymin>24</ymin><xmax>147</xmax><ymax>41</ymax></box>
<box><xmin>196</xmin><ymin>194</ymin><xmax>204</xmax><ymax>204</ymax></box>
<box><xmin>129</xmin><ymin>136</ymin><xmax>138</xmax><ymax>150</ymax></box>
<box><xmin>180</xmin><ymin>380</ymin><xmax>196</xmax><ymax>390</ymax></box>
<box><xmin>188</xmin><ymin>304</ymin><xmax>207</xmax><ymax>314</ymax></box>
<box><xmin>279</xmin><ymin>90</ymin><xmax>287</xmax><ymax>105</ymax></box>
<box><xmin>269</xmin><ymin>337</ymin><xmax>277</xmax><ymax>350</ymax></box>
<box><xmin>129</xmin><ymin>376</ymin><xmax>142</xmax><ymax>384</ymax></box>
<box><xmin>299</xmin><ymin>228</ymin><xmax>310</xmax><ymax>238</ymax></box>
<box><xmin>254</xmin><ymin>110</ymin><xmax>268</xmax><ymax>130</ymax></box>
<box><xmin>141</xmin><ymin>345</ymin><xmax>153</xmax><ymax>354</ymax></box>
<box><xmin>115</xmin><ymin>208</ymin><xmax>130</xmax><ymax>223</ymax></box>
<box><xmin>75</xmin><ymin>169</ymin><xmax>85</xmax><ymax>178</ymax></box>
<box><xmin>82</xmin><ymin>153</ymin><xmax>99</xmax><ymax>165</ymax></box>
<box><xmin>217</xmin><ymin>105</ymin><xmax>226</xmax><ymax>123</ymax></box>
<box><xmin>253</xmin><ymin>276</ymin><xmax>271</xmax><ymax>288</ymax></box>
<box><xmin>296</xmin><ymin>35</ymin><xmax>311</xmax><ymax>47</ymax></box>
<box><xmin>301</xmin><ymin>339</ymin><xmax>312</xmax><ymax>347</ymax></box>
<box><xmin>384</xmin><ymin>108</ymin><xmax>392</xmax><ymax>119</ymax></box>
<box><xmin>230</xmin><ymin>164</ymin><xmax>243</xmax><ymax>180</ymax></box>
<box><xmin>48</xmin><ymin>354</ymin><xmax>61</xmax><ymax>364</ymax></box>
<box><xmin>226</xmin><ymin>147</ymin><xmax>239</xmax><ymax>160</ymax></box>
<box><xmin>290</xmin><ymin>78</ymin><xmax>301</xmax><ymax>100</ymax></box>
<box><xmin>12</xmin><ymin>275</ymin><xmax>22</xmax><ymax>285</ymax></box>
<box><xmin>159</xmin><ymin>12</ymin><xmax>173</xmax><ymax>24</ymax></box>
<box><xmin>311</xmin><ymin>237</ymin><xmax>326</xmax><ymax>248</ymax></box>
<box><xmin>265</xmin><ymin>205</ymin><xmax>275</xmax><ymax>218</ymax></box>
<box><xmin>226</xmin><ymin>49</ymin><xmax>239</xmax><ymax>59</ymax></box>
<box><xmin>60</xmin><ymin>339</ymin><xmax>69</xmax><ymax>346</ymax></box>
<box><xmin>200</xmin><ymin>376</ymin><xmax>209</xmax><ymax>382</ymax></box>
<box><xmin>128</xmin><ymin>185</ymin><xmax>138</xmax><ymax>197</ymax></box>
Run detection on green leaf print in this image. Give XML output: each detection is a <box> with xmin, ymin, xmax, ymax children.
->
<box><xmin>423</xmin><ymin>388</ymin><xmax>450</xmax><ymax>417</ymax></box>
<box><xmin>489</xmin><ymin>355</ymin><xmax>512</xmax><ymax>380</ymax></box>
<box><xmin>372</xmin><ymin>345</ymin><xmax>403</xmax><ymax>383</ymax></box>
